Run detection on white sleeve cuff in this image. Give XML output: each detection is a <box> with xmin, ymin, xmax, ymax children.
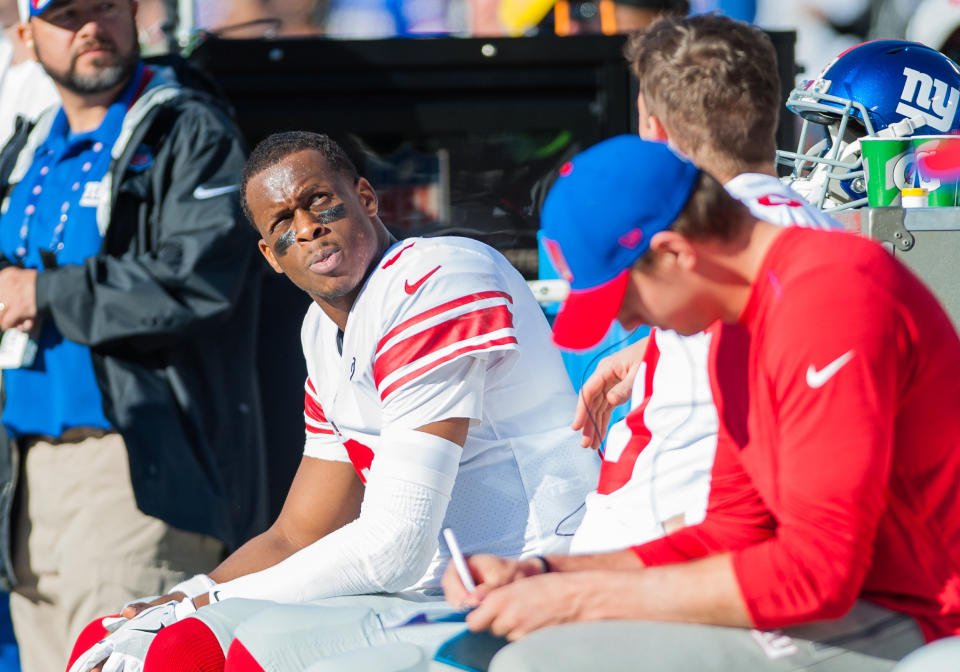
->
<box><xmin>168</xmin><ymin>573</ymin><xmax>216</xmax><ymax>598</ymax></box>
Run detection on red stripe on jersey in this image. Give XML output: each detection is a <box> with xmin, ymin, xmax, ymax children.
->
<box><xmin>304</xmin><ymin>379</ymin><xmax>334</xmax><ymax>434</ymax></box>
<box><xmin>304</xmin><ymin>388</ymin><xmax>327</xmax><ymax>423</ymax></box>
<box><xmin>374</xmin><ymin>304</ymin><xmax>514</xmax><ymax>389</ymax></box>
<box><xmin>596</xmin><ymin>333</ymin><xmax>661</xmax><ymax>495</ymax></box>
<box><xmin>757</xmin><ymin>194</ymin><xmax>803</xmax><ymax>208</ymax></box>
<box><xmin>305</xmin><ymin>420</ymin><xmax>335</xmax><ymax>436</ymax></box>
<box><xmin>381</xmin><ymin>242</ymin><xmax>416</xmax><ymax>269</ymax></box>
<box><xmin>376</xmin><ymin>291</ymin><xmax>513</xmax><ymax>353</ymax></box>
<box><xmin>379</xmin><ymin>336</ymin><xmax>518</xmax><ymax>401</ymax></box>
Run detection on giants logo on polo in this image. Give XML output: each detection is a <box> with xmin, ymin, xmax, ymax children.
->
<box><xmin>897</xmin><ymin>67</ymin><xmax>960</xmax><ymax>133</ymax></box>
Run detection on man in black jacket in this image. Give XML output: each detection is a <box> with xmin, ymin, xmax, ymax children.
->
<box><xmin>0</xmin><ymin>1</ymin><xmax>267</xmax><ymax>669</ymax></box>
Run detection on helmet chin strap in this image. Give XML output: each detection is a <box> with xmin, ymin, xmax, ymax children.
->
<box><xmin>873</xmin><ymin>115</ymin><xmax>928</xmax><ymax>139</ymax></box>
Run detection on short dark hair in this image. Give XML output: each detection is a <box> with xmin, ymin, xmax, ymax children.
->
<box><xmin>624</xmin><ymin>14</ymin><xmax>780</xmax><ymax>173</ymax></box>
<box><xmin>635</xmin><ymin>171</ymin><xmax>751</xmax><ymax>268</ymax></box>
<box><xmin>671</xmin><ymin>171</ymin><xmax>751</xmax><ymax>239</ymax></box>
<box><xmin>240</xmin><ymin>131</ymin><xmax>359</xmax><ymax>226</ymax></box>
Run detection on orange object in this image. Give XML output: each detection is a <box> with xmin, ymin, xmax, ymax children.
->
<box><xmin>599</xmin><ymin>0</ymin><xmax>617</xmax><ymax>34</ymax></box>
<box><xmin>554</xmin><ymin>0</ymin><xmax>571</xmax><ymax>35</ymax></box>
<box><xmin>554</xmin><ymin>1</ymin><xmax>619</xmax><ymax>36</ymax></box>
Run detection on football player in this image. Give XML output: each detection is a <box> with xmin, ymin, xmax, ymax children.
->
<box><xmin>67</xmin><ymin>132</ymin><xmax>600</xmax><ymax>672</ymax></box>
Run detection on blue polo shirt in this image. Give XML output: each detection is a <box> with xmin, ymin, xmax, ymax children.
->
<box><xmin>0</xmin><ymin>64</ymin><xmax>148</xmax><ymax>438</ymax></box>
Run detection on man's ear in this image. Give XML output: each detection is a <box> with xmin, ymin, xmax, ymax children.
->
<box><xmin>355</xmin><ymin>177</ymin><xmax>379</xmax><ymax>217</ymax></box>
<box><xmin>258</xmin><ymin>238</ymin><xmax>284</xmax><ymax>274</ymax></box>
<box><xmin>646</xmin><ymin>115</ymin><xmax>670</xmax><ymax>143</ymax></box>
<box><xmin>648</xmin><ymin>230</ymin><xmax>696</xmax><ymax>271</ymax></box>
<box><xmin>651</xmin><ymin>118</ymin><xmax>699</xmax><ymax>163</ymax></box>
<box><xmin>17</xmin><ymin>24</ymin><xmax>35</xmax><ymax>55</ymax></box>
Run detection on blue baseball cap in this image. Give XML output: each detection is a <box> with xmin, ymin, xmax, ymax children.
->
<box><xmin>541</xmin><ymin>135</ymin><xmax>700</xmax><ymax>350</ymax></box>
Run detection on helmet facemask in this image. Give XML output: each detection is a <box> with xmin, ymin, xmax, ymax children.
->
<box><xmin>776</xmin><ymin>85</ymin><xmax>875</xmax><ymax>211</ymax></box>
<box><xmin>777</xmin><ymin>87</ymin><xmax>935</xmax><ymax>210</ymax></box>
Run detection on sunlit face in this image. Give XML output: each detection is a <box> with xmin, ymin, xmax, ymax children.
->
<box><xmin>249</xmin><ymin>149</ymin><xmax>387</xmax><ymax>311</ymax></box>
<box><xmin>27</xmin><ymin>0</ymin><xmax>140</xmax><ymax>95</ymax></box>
<box><xmin>616</xmin><ymin>243</ymin><xmax>720</xmax><ymax>336</ymax></box>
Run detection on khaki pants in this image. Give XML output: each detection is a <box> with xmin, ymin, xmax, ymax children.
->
<box><xmin>9</xmin><ymin>432</ymin><xmax>224</xmax><ymax>672</ymax></box>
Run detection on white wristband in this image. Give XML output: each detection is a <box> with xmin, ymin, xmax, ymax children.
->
<box><xmin>168</xmin><ymin>574</ymin><xmax>216</xmax><ymax>598</ymax></box>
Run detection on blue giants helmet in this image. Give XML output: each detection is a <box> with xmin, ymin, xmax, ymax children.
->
<box><xmin>777</xmin><ymin>40</ymin><xmax>960</xmax><ymax>210</ymax></box>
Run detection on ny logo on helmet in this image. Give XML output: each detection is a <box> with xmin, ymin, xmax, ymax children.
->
<box><xmin>897</xmin><ymin>67</ymin><xmax>960</xmax><ymax>133</ymax></box>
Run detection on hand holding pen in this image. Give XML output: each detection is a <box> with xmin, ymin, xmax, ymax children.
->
<box><xmin>440</xmin><ymin>528</ymin><xmax>552</xmax><ymax>609</ymax></box>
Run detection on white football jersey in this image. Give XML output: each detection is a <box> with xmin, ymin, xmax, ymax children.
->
<box><xmin>726</xmin><ymin>172</ymin><xmax>840</xmax><ymax>230</ymax></box>
<box><xmin>570</xmin><ymin>173</ymin><xmax>839</xmax><ymax>554</ymax></box>
<box><xmin>302</xmin><ymin>236</ymin><xmax>598</xmax><ymax>588</ymax></box>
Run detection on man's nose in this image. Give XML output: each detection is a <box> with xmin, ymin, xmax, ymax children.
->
<box><xmin>74</xmin><ymin>15</ymin><xmax>107</xmax><ymax>40</ymax></box>
<box><xmin>294</xmin><ymin>209</ymin><xmax>328</xmax><ymax>241</ymax></box>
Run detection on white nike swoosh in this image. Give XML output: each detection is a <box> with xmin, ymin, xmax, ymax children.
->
<box><xmin>192</xmin><ymin>184</ymin><xmax>240</xmax><ymax>200</ymax></box>
<box><xmin>806</xmin><ymin>350</ymin><xmax>855</xmax><ymax>388</ymax></box>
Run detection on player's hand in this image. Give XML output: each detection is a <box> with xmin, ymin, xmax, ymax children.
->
<box><xmin>122</xmin><ymin>573</ymin><xmax>214</xmax><ymax>619</ymax></box>
<box><xmin>121</xmin><ymin>592</ymin><xmax>185</xmax><ymax>620</ymax></box>
<box><xmin>442</xmin><ymin>554</ymin><xmax>546</xmax><ymax>609</ymax></box>
<box><xmin>572</xmin><ymin>336</ymin><xmax>649</xmax><ymax>450</ymax></box>
<box><xmin>0</xmin><ymin>267</ymin><xmax>37</xmax><ymax>332</ymax></box>
<box><xmin>465</xmin><ymin>572</ymin><xmax>588</xmax><ymax>641</ymax></box>
<box><xmin>71</xmin><ymin>599</ymin><xmax>195</xmax><ymax>672</ymax></box>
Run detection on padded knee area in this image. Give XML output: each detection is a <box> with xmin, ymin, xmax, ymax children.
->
<box><xmin>304</xmin><ymin>642</ymin><xmax>428</xmax><ymax>672</ymax></box>
<box><xmin>143</xmin><ymin>617</ymin><xmax>225</xmax><ymax>672</ymax></box>
<box><xmin>224</xmin><ymin>639</ymin><xmax>265</xmax><ymax>672</ymax></box>
<box><xmin>67</xmin><ymin>615</ymin><xmax>116</xmax><ymax>670</ymax></box>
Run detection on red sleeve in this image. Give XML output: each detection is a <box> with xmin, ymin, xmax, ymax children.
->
<box><xmin>632</xmin><ymin>426</ymin><xmax>777</xmax><ymax>564</ymax></box>
<box><xmin>632</xmin><ymin>323</ymin><xmax>776</xmax><ymax>565</ymax></box>
<box><xmin>731</xmin><ymin>276</ymin><xmax>903</xmax><ymax>628</ymax></box>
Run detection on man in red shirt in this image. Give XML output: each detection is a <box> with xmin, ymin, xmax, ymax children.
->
<box><xmin>442</xmin><ymin>135</ymin><xmax>960</xmax><ymax>670</ymax></box>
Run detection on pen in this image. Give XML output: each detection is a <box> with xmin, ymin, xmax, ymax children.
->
<box><xmin>443</xmin><ymin>527</ymin><xmax>477</xmax><ymax>593</ymax></box>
